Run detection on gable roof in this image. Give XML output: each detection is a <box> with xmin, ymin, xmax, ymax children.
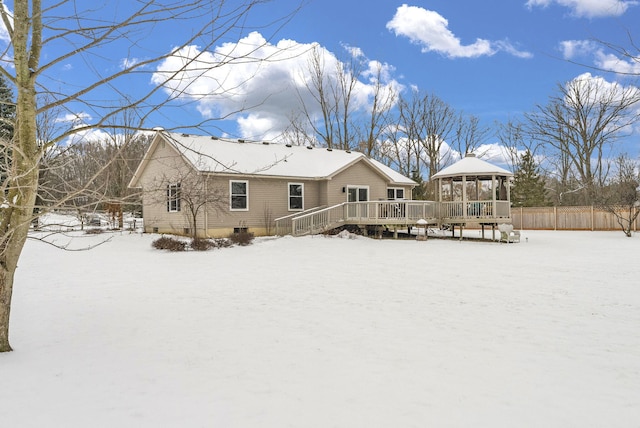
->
<box><xmin>431</xmin><ymin>154</ymin><xmax>513</xmax><ymax>179</ymax></box>
<box><xmin>130</xmin><ymin>131</ymin><xmax>415</xmax><ymax>187</ymax></box>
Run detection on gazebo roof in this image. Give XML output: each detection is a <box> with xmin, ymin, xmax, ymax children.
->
<box><xmin>431</xmin><ymin>154</ymin><xmax>513</xmax><ymax>179</ymax></box>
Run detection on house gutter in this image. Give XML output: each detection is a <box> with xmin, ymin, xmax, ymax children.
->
<box><xmin>203</xmin><ymin>172</ymin><xmax>209</xmax><ymax>238</ymax></box>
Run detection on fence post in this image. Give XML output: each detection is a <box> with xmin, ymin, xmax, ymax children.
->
<box><xmin>554</xmin><ymin>206</ymin><xmax>557</xmax><ymax>230</ymax></box>
<box><xmin>591</xmin><ymin>205</ymin><xmax>594</xmax><ymax>231</ymax></box>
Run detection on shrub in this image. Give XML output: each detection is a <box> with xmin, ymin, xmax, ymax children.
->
<box><xmin>214</xmin><ymin>238</ymin><xmax>232</xmax><ymax>248</ymax></box>
<box><xmin>228</xmin><ymin>231</ymin><xmax>254</xmax><ymax>246</ymax></box>
<box><xmin>84</xmin><ymin>228</ymin><xmax>104</xmax><ymax>235</ymax></box>
<box><xmin>152</xmin><ymin>236</ymin><xmax>187</xmax><ymax>251</ymax></box>
<box><xmin>190</xmin><ymin>238</ymin><xmax>216</xmax><ymax>251</ymax></box>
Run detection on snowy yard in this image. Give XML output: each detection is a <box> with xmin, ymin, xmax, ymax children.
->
<box><xmin>1</xmin><ymin>229</ymin><xmax>639</xmax><ymax>427</ymax></box>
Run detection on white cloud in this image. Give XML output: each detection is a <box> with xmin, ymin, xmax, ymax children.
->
<box><xmin>494</xmin><ymin>40</ymin><xmax>534</xmax><ymax>59</ymax></box>
<box><xmin>565</xmin><ymin>73</ymin><xmax>640</xmax><ymax>134</ymax></box>
<box><xmin>565</xmin><ymin>73</ymin><xmax>640</xmax><ymax>135</ymax></box>
<box><xmin>120</xmin><ymin>57</ymin><xmax>141</xmax><ymax>70</ymax></box>
<box><xmin>526</xmin><ymin>0</ymin><xmax>638</xmax><ymax>18</ymax></box>
<box><xmin>386</xmin><ymin>5</ymin><xmax>532</xmax><ymax>59</ymax></box>
<box><xmin>152</xmin><ymin>32</ymin><xmax>404</xmax><ymax>140</ymax></box>
<box><xmin>342</xmin><ymin>43</ymin><xmax>365</xmax><ymax>59</ymax></box>
<box><xmin>476</xmin><ymin>142</ymin><xmax>518</xmax><ymax>167</ymax></box>
<box><xmin>64</xmin><ymin>127</ymin><xmax>112</xmax><ymax>146</ymax></box>
<box><xmin>559</xmin><ymin>39</ymin><xmax>597</xmax><ymax>59</ymax></box>
<box><xmin>559</xmin><ymin>39</ymin><xmax>640</xmax><ymax>75</ymax></box>
<box><xmin>567</xmin><ymin>72</ymin><xmax>640</xmax><ymax>102</ymax></box>
<box><xmin>594</xmin><ymin>50</ymin><xmax>640</xmax><ymax>75</ymax></box>
<box><xmin>56</xmin><ymin>112</ymin><xmax>93</xmax><ymax>125</ymax></box>
<box><xmin>386</xmin><ymin>5</ymin><xmax>493</xmax><ymax>58</ymax></box>
<box><xmin>0</xmin><ymin>4</ymin><xmax>12</xmax><ymax>44</ymax></box>
<box><xmin>52</xmin><ymin>112</ymin><xmax>114</xmax><ymax>145</ymax></box>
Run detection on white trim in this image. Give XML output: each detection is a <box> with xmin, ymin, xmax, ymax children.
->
<box><xmin>288</xmin><ymin>182</ymin><xmax>304</xmax><ymax>211</ymax></box>
<box><xmin>167</xmin><ymin>182</ymin><xmax>181</xmax><ymax>212</ymax></box>
<box><xmin>230</xmin><ymin>180</ymin><xmax>249</xmax><ymax>211</ymax></box>
<box><xmin>346</xmin><ymin>185</ymin><xmax>370</xmax><ymax>202</ymax></box>
<box><xmin>387</xmin><ymin>187</ymin><xmax>405</xmax><ymax>200</ymax></box>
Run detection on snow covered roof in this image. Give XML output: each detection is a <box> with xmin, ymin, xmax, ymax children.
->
<box><xmin>155</xmin><ymin>131</ymin><xmax>415</xmax><ymax>185</ymax></box>
<box><xmin>431</xmin><ymin>154</ymin><xmax>513</xmax><ymax>179</ymax></box>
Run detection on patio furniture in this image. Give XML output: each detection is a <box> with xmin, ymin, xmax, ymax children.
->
<box><xmin>498</xmin><ymin>223</ymin><xmax>520</xmax><ymax>243</ymax></box>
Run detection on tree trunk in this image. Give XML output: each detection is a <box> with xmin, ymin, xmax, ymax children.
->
<box><xmin>0</xmin><ymin>241</ymin><xmax>23</xmax><ymax>352</ymax></box>
<box><xmin>0</xmin><ymin>268</ymin><xmax>15</xmax><ymax>352</ymax></box>
<box><xmin>0</xmin><ymin>0</ymin><xmax>42</xmax><ymax>352</ymax></box>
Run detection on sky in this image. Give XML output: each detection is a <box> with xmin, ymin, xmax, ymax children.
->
<box><xmin>1</xmin><ymin>0</ymin><xmax>640</xmax><ymax>161</ymax></box>
<box><xmin>2</xmin><ymin>217</ymin><xmax>640</xmax><ymax>426</ymax></box>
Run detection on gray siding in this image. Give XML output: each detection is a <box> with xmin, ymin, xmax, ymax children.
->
<box><xmin>327</xmin><ymin>160</ymin><xmax>396</xmax><ymax>205</ymax></box>
<box><xmin>137</xmin><ymin>140</ymin><xmax>196</xmax><ymax>235</ymax></box>
<box><xmin>135</xmin><ymin>140</ymin><xmax>414</xmax><ymax>237</ymax></box>
<box><xmin>203</xmin><ymin>176</ymin><xmax>321</xmax><ymax>237</ymax></box>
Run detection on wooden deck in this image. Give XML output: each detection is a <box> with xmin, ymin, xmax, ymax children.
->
<box><xmin>275</xmin><ymin>200</ymin><xmax>511</xmax><ymax>236</ymax></box>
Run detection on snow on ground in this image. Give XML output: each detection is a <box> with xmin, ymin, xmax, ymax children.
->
<box><xmin>1</xmin><ymin>229</ymin><xmax>639</xmax><ymax>427</ymax></box>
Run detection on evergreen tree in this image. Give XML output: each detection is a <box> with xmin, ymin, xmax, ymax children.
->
<box><xmin>511</xmin><ymin>150</ymin><xmax>548</xmax><ymax>207</ymax></box>
<box><xmin>411</xmin><ymin>171</ymin><xmax>428</xmax><ymax>200</ymax></box>
<box><xmin>0</xmin><ymin>76</ymin><xmax>14</xmax><ymax>140</ymax></box>
<box><xmin>0</xmin><ymin>75</ymin><xmax>16</xmax><ymax>191</ymax></box>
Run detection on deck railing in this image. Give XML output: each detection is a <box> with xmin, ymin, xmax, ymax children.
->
<box><xmin>277</xmin><ymin>200</ymin><xmax>511</xmax><ymax>236</ymax></box>
<box><xmin>439</xmin><ymin>200</ymin><xmax>510</xmax><ymax>220</ymax></box>
<box><xmin>291</xmin><ymin>204</ymin><xmax>347</xmax><ymax>236</ymax></box>
<box><xmin>274</xmin><ymin>205</ymin><xmax>327</xmax><ymax>236</ymax></box>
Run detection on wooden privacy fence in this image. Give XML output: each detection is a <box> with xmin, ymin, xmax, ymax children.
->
<box><xmin>511</xmin><ymin>206</ymin><xmax>639</xmax><ymax>231</ymax></box>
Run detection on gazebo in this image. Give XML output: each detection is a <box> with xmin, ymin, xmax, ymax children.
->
<box><xmin>431</xmin><ymin>153</ymin><xmax>514</xmax><ymax>238</ymax></box>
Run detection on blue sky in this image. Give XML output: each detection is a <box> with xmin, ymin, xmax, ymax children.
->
<box><xmin>1</xmin><ymin>0</ymin><xmax>640</xmax><ymax>160</ymax></box>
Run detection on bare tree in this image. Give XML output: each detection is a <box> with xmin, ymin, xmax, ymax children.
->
<box><xmin>596</xmin><ymin>154</ymin><xmax>640</xmax><ymax>237</ymax></box>
<box><xmin>525</xmin><ymin>75</ymin><xmax>640</xmax><ymax>205</ymax></box>
<box><xmin>496</xmin><ymin>119</ymin><xmax>528</xmax><ymax>172</ymax></box>
<box><xmin>292</xmin><ymin>46</ymin><xmax>398</xmax><ymax>154</ymax></box>
<box><xmin>355</xmin><ymin>61</ymin><xmax>397</xmax><ymax>158</ymax></box>
<box><xmin>451</xmin><ymin>113</ymin><xmax>490</xmax><ymax>157</ymax></box>
<box><xmin>149</xmin><ymin>165</ymin><xmax>226</xmax><ymax>241</ymax></box>
<box><xmin>387</xmin><ymin>90</ymin><xmax>457</xmax><ymax>199</ymax></box>
<box><xmin>0</xmin><ymin>0</ymin><xmax>295</xmax><ymax>352</ymax></box>
<box><xmin>297</xmin><ymin>45</ymin><xmax>337</xmax><ymax>148</ymax></box>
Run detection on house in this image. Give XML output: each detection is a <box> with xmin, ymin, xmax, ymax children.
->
<box><xmin>282</xmin><ymin>153</ymin><xmax>515</xmax><ymax>238</ymax></box>
<box><xmin>128</xmin><ymin>130</ymin><xmax>416</xmax><ymax>237</ymax></box>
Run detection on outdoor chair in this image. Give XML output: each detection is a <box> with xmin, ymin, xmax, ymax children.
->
<box><xmin>498</xmin><ymin>223</ymin><xmax>520</xmax><ymax>243</ymax></box>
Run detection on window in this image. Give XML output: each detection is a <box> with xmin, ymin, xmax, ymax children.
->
<box><xmin>230</xmin><ymin>180</ymin><xmax>248</xmax><ymax>211</ymax></box>
<box><xmin>387</xmin><ymin>188</ymin><xmax>405</xmax><ymax>200</ymax></box>
<box><xmin>288</xmin><ymin>183</ymin><xmax>304</xmax><ymax>211</ymax></box>
<box><xmin>167</xmin><ymin>183</ymin><xmax>181</xmax><ymax>212</ymax></box>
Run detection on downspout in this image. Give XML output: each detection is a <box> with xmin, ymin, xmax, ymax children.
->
<box><xmin>203</xmin><ymin>173</ymin><xmax>209</xmax><ymax>238</ymax></box>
